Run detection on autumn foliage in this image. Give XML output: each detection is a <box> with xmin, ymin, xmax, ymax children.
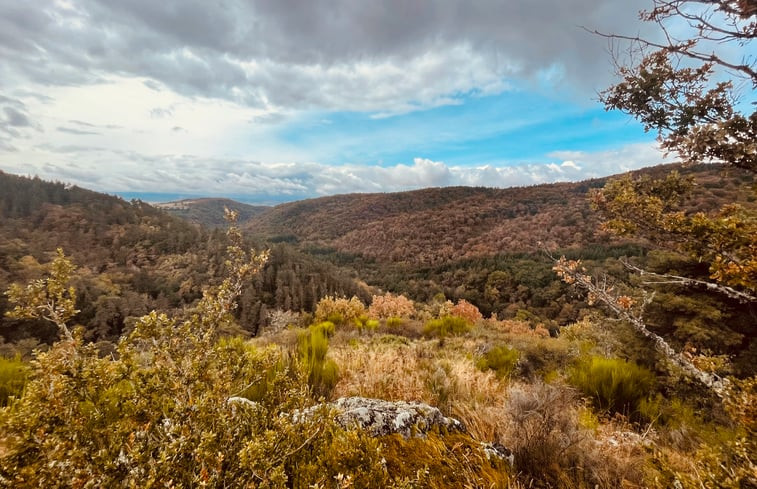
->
<box><xmin>314</xmin><ymin>295</ymin><xmax>366</xmax><ymax>326</ymax></box>
<box><xmin>368</xmin><ymin>293</ymin><xmax>415</xmax><ymax>319</ymax></box>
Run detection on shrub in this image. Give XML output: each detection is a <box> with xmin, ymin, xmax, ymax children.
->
<box><xmin>647</xmin><ymin>419</ymin><xmax>756</xmax><ymax>489</ymax></box>
<box><xmin>568</xmin><ymin>355</ymin><xmax>655</xmax><ymax>415</ymax></box>
<box><xmin>385</xmin><ymin>316</ymin><xmax>403</xmax><ymax>330</ymax></box>
<box><xmin>426</xmin><ymin>362</ymin><xmax>456</xmax><ymax>411</ymax></box>
<box><xmin>314</xmin><ymin>295</ymin><xmax>366</xmax><ymax>326</ymax></box>
<box><xmin>0</xmin><ymin>355</ymin><xmax>28</xmax><ymax>406</ymax></box>
<box><xmin>476</xmin><ymin>345</ymin><xmax>519</xmax><ymax>379</ymax></box>
<box><xmin>0</xmin><ymin>319</ymin><xmax>377</xmax><ymax>487</ymax></box>
<box><xmin>510</xmin><ymin>336</ymin><xmax>575</xmax><ymax>380</ymax></box>
<box><xmin>504</xmin><ymin>382</ymin><xmax>588</xmax><ymax>486</ymax></box>
<box><xmin>450</xmin><ymin>299</ymin><xmax>483</xmax><ymax>324</ymax></box>
<box><xmin>353</xmin><ymin>315</ymin><xmax>379</xmax><ymax>333</ymax></box>
<box><xmin>312</xmin><ymin>320</ymin><xmax>335</xmax><ymax>337</ymax></box>
<box><xmin>723</xmin><ymin>376</ymin><xmax>757</xmax><ymax>433</ymax></box>
<box><xmin>265</xmin><ymin>309</ymin><xmax>300</xmax><ymax>334</ymax></box>
<box><xmin>378</xmin><ymin>432</ymin><xmax>511</xmax><ymax>488</ymax></box>
<box><xmin>502</xmin><ymin>382</ymin><xmax>644</xmax><ymax>488</ymax></box>
<box><xmin>423</xmin><ymin>315</ymin><xmax>471</xmax><ymax>338</ymax></box>
<box><xmin>297</xmin><ymin>324</ymin><xmax>339</xmax><ymax>399</ymax></box>
<box><xmin>368</xmin><ymin>293</ymin><xmax>415</xmax><ymax>319</ymax></box>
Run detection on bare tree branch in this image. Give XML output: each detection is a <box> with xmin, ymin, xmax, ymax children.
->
<box><xmin>586</xmin><ymin>28</ymin><xmax>757</xmax><ymax>83</ymax></box>
<box><xmin>552</xmin><ymin>255</ymin><xmax>729</xmax><ymax>398</ymax></box>
<box><xmin>621</xmin><ymin>259</ymin><xmax>757</xmax><ymax>303</ymax></box>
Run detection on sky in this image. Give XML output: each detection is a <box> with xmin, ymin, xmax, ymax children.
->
<box><xmin>0</xmin><ymin>0</ymin><xmax>711</xmax><ymax>204</ymax></box>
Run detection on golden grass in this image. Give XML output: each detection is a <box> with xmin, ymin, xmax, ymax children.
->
<box><xmin>330</xmin><ymin>335</ymin><xmax>512</xmax><ymax>442</ymax></box>
<box><xmin>330</xmin><ymin>339</ymin><xmax>434</xmax><ymax>403</ymax></box>
<box><xmin>252</xmin><ymin>321</ymin><xmax>740</xmax><ymax>489</ymax></box>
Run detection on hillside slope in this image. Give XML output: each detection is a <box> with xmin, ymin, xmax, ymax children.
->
<box><xmin>0</xmin><ymin>171</ymin><xmax>369</xmax><ymax>350</ymax></box>
<box><xmin>246</xmin><ymin>164</ymin><xmax>754</xmax><ymax>265</ymax></box>
<box><xmin>155</xmin><ymin>198</ymin><xmax>269</xmax><ymax>228</ymax></box>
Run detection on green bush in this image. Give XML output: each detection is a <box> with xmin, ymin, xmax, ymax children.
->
<box><xmin>298</xmin><ymin>324</ymin><xmax>339</xmax><ymax>399</ymax></box>
<box><xmin>353</xmin><ymin>315</ymin><xmax>379</xmax><ymax>333</ymax></box>
<box><xmin>476</xmin><ymin>345</ymin><xmax>519</xmax><ymax>379</ymax></box>
<box><xmin>568</xmin><ymin>355</ymin><xmax>655</xmax><ymax>415</ymax></box>
<box><xmin>386</xmin><ymin>316</ymin><xmax>403</xmax><ymax>329</ymax></box>
<box><xmin>326</xmin><ymin>312</ymin><xmax>345</xmax><ymax>325</ymax></box>
<box><xmin>312</xmin><ymin>320</ymin><xmax>335</xmax><ymax>337</ymax></box>
<box><xmin>0</xmin><ymin>355</ymin><xmax>28</xmax><ymax>406</ymax></box>
<box><xmin>423</xmin><ymin>315</ymin><xmax>471</xmax><ymax>338</ymax></box>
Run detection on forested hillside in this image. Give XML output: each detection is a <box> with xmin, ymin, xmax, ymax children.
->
<box><xmin>155</xmin><ymin>198</ymin><xmax>269</xmax><ymax>228</ymax></box>
<box><xmin>238</xmin><ymin>164</ymin><xmax>757</xmax><ymax>373</ymax></box>
<box><xmin>1</xmin><ymin>163</ymin><xmax>754</xmax><ymax>488</ymax></box>
<box><xmin>0</xmin><ymin>171</ymin><xmax>367</xmax><ymax>353</ymax></box>
<box><xmin>246</xmin><ymin>164</ymin><xmax>753</xmax><ymax>264</ymax></box>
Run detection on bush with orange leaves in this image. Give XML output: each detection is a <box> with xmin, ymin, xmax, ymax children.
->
<box><xmin>450</xmin><ymin>299</ymin><xmax>483</xmax><ymax>324</ymax></box>
<box><xmin>492</xmin><ymin>319</ymin><xmax>550</xmax><ymax>338</ymax></box>
<box><xmin>368</xmin><ymin>293</ymin><xmax>415</xmax><ymax>319</ymax></box>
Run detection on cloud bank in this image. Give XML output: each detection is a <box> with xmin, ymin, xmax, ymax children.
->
<box><xmin>1</xmin><ymin>0</ymin><xmax>652</xmax><ymax>113</ymax></box>
<box><xmin>0</xmin><ymin>1</ymin><xmax>666</xmax><ymax>202</ymax></box>
<box><xmin>2</xmin><ymin>142</ymin><xmax>667</xmax><ymax>203</ymax></box>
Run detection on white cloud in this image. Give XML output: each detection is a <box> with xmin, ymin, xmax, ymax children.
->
<box><xmin>561</xmin><ymin>160</ymin><xmax>580</xmax><ymax>170</ymax></box>
<box><xmin>0</xmin><ymin>141</ymin><xmax>667</xmax><ymax>203</ymax></box>
<box><xmin>0</xmin><ymin>1</ymin><xmax>673</xmax><ymax>202</ymax></box>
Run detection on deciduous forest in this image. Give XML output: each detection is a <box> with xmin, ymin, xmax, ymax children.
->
<box><xmin>0</xmin><ymin>0</ymin><xmax>755</xmax><ymax>487</ymax></box>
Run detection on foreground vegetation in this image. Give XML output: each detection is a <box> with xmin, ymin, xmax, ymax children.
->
<box><xmin>0</xmin><ymin>2</ymin><xmax>754</xmax><ymax>484</ymax></box>
<box><xmin>0</xmin><ymin>236</ymin><xmax>754</xmax><ymax>487</ymax></box>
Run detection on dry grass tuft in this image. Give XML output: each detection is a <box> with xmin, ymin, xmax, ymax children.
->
<box><xmin>330</xmin><ymin>336</ymin><xmax>513</xmax><ymax>442</ymax></box>
<box><xmin>330</xmin><ymin>340</ymin><xmax>433</xmax><ymax>403</ymax></box>
<box><xmin>500</xmin><ymin>382</ymin><xmax>648</xmax><ymax>488</ymax></box>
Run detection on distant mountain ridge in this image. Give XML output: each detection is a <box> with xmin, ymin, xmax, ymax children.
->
<box><xmin>155</xmin><ymin>198</ymin><xmax>269</xmax><ymax>228</ymax></box>
<box><xmin>243</xmin><ymin>164</ymin><xmax>754</xmax><ymax>265</ymax></box>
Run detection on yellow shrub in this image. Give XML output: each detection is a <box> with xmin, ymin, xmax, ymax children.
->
<box><xmin>0</xmin><ymin>355</ymin><xmax>28</xmax><ymax>406</ymax></box>
<box><xmin>314</xmin><ymin>295</ymin><xmax>366</xmax><ymax>326</ymax></box>
<box><xmin>568</xmin><ymin>355</ymin><xmax>655</xmax><ymax>416</ymax></box>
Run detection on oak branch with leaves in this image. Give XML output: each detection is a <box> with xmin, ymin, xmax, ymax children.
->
<box><xmin>5</xmin><ymin>248</ymin><xmax>79</xmax><ymax>342</ymax></box>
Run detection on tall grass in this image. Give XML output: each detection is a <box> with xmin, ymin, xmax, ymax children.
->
<box><xmin>297</xmin><ymin>323</ymin><xmax>339</xmax><ymax>399</ymax></box>
<box><xmin>568</xmin><ymin>355</ymin><xmax>655</xmax><ymax>416</ymax></box>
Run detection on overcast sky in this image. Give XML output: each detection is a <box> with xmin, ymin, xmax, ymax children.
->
<box><xmin>0</xmin><ymin>0</ymin><xmax>679</xmax><ymax>203</ymax></box>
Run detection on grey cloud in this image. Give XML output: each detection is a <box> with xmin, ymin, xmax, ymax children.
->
<box><xmin>57</xmin><ymin>126</ymin><xmax>101</xmax><ymax>135</ymax></box>
<box><xmin>68</xmin><ymin>120</ymin><xmax>123</xmax><ymax>130</ymax></box>
<box><xmin>39</xmin><ymin>163</ymin><xmax>105</xmax><ymax>186</ymax></box>
<box><xmin>250</xmin><ymin>112</ymin><xmax>288</xmax><ymax>125</ymax></box>
<box><xmin>0</xmin><ymin>97</ymin><xmax>36</xmax><ymax>150</ymax></box>
<box><xmin>69</xmin><ymin>120</ymin><xmax>98</xmax><ymax>127</ymax></box>
<box><xmin>0</xmin><ymin>140</ymin><xmax>17</xmax><ymax>151</ymax></box>
<box><xmin>0</xmin><ymin>0</ymin><xmax>656</xmax><ymax>112</ymax></box>
<box><xmin>3</xmin><ymin>107</ymin><xmax>30</xmax><ymax>127</ymax></box>
<box><xmin>150</xmin><ymin>107</ymin><xmax>174</xmax><ymax>119</ymax></box>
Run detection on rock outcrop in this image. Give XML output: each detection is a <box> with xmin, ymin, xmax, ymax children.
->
<box><xmin>296</xmin><ymin>396</ymin><xmax>514</xmax><ymax>466</ymax></box>
<box><xmin>329</xmin><ymin>396</ymin><xmax>465</xmax><ymax>438</ymax></box>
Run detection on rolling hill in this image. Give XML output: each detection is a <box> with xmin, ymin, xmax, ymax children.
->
<box><xmin>155</xmin><ymin>198</ymin><xmax>269</xmax><ymax>228</ymax></box>
<box><xmin>245</xmin><ymin>164</ymin><xmax>754</xmax><ymax>265</ymax></box>
<box><xmin>0</xmin><ymin>171</ymin><xmax>370</xmax><ymax>350</ymax></box>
